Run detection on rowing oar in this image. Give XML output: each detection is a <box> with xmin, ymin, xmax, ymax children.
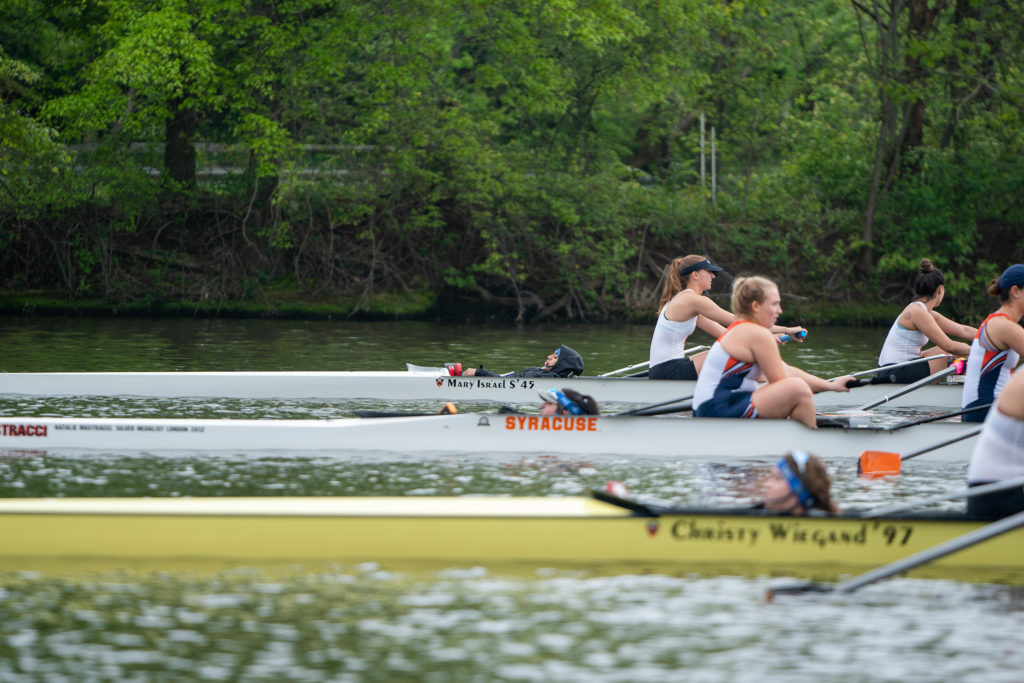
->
<box><xmin>599</xmin><ymin>345</ymin><xmax>709</xmax><ymax>377</ymax></box>
<box><xmin>590</xmin><ymin>482</ymin><xmax>676</xmax><ymax>515</ymax></box>
<box><xmin>614</xmin><ymin>394</ymin><xmax>694</xmax><ymax>417</ymax></box>
<box><xmin>598</xmin><ymin>360</ymin><xmax>650</xmax><ymax>377</ymax></box>
<box><xmin>766</xmin><ymin>508</ymin><xmax>1024</xmax><ymax>599</ymax></box>
<box><xmin>629</xmin><ymin>400</ymin><xmax>694</xmax><ymax>417</ymax></box>
<box><xmin>857</xmin><ymin>426</ymin><xmax>984</xmax><ymax>477</ymax></box>
<box><xmin>828</xmin><ymin>354</ymin><xmax>952</xmax><ymax>382</ymax></box>
<box><xmin>848</xmin><ymin>359</ymin><xmax>963</xmax><ymax>412</ymax></box>
<box><xmin>861</xmin><ymin>475</ymin><xmax>1024</xmax><ymax>518</ymax></box>
<box><xmin>885</xmin><ymin>402</ymin><xmax>992</xmax><ymax>432</ymax></box>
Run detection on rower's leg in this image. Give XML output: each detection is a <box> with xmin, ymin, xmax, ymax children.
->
<box><xmin>691</xmin><ymin>350</ymin><xmax>710</xmax><ymax>374</ymax></box>
<box><xmin>922</xmin><ymin>348</ymin><xmax>948</xmax><ymax>375</ymax></box>
<box><xmin>752</xmin><ymin>377</ymin><xmax>816</xmax><ymax>428</ymax></box>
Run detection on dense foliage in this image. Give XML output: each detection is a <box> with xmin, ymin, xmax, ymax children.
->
<box><xmin>2</xmin><ymin>0</ymin><xmax>1022</xmax><ymax>321</ymax></box>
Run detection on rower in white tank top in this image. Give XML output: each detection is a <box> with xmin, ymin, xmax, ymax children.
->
<box><xmin>967</xmin><ymin>407</ymin><xmax>1024</xmax><ymax>484</ymax></box>
<box><xmin>878</xmin><ymin>301</ymin><xmax>930</xmax><ymax>365</ymax></box>
<box><xmin>649</xmin><ymin>308</ymin><xmax>698</xmax><ymax>367</ymax></box>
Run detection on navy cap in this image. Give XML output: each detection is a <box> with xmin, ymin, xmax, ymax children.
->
<box><xmin>680</xmin><ymin>258</ymin><xmax>722</xmax><ymax>276</ymax></box>
<box><xmin>998</xmin><ymin>264</ymin><xmax>1024</xmax><ymax>290</ymax></box>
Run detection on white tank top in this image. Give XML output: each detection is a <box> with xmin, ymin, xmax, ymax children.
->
<box><xmin>966</xmin><ymin>407</ymin><xmax>1024</xmax><ymax>483</ymax></box>
<box><xmin>962</xmin><ymin>312</ymin><xmax>1020</xmax><ymax>409</ymax></box>
<box><xmin>879</xmin><ymin>301</ymin><xmax>930</xmax><ymax>365</ymax></box>
<box><xmin>649</xmin><ymin>309</ymin><xmax>698</xmax><ymax>366</ymax></box>
<box><xmin>692</xmin><ymin>321</ymin><xmax>764</xmax><ymax>411</ymax></box>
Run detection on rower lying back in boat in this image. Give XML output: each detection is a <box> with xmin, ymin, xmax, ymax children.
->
<box><xmin>454</xmin><ymin>344</ymin><xmax>584</xmax><ymax>379</ymax></box>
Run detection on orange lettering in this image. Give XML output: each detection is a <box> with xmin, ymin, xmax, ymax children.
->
<box><xmin>587</xmin><ymin>417</ymin><xmax>597</xmax><ymax>431</ymax></box>
<box><xmin>528</xmin><ymin>417</ymin><xmax>538</xmax><ymax>430</ymax></box>
<box><xmin>540</xmin><ymin>417</ymin><xmax>550</xmax><ymax>431</ymax></box>
<box><xmin>506</xmin><ymin>416</ymin><xmax>515</xmax><ymax>429</ymax></box>
<box><xmin>552</xmin><ymin>418</ymin><xmax>561</xmax><ymax>430</ymax></box>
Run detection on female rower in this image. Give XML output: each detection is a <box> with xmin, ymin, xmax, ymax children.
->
<box><xmin>758</xmin><ymin>451</ymin><xmax>840</xmax><ymax>515</ymax></box>
<box><xmin>692</xmin><ymin>276</ymin><xmax>853</xmax><ymax>428</ymax></box>
<box><xmin>877</xmin><ymin>258</ymin><xmax>976</xmax><ymax>382</ymax></box>
<box><xmin>965</xmin><ymin>370</ymin><xmax>1024</xmax><ymax>520</ymax></box>
<box><xmin>648</xmin><ymin>255</ymin><xmax>805</xmax><ymax>380</ymax></box>
<box><xmin>961</xmin><ymin>264</ymin><xmax>1024</xmax><ymax>422</ymax></box>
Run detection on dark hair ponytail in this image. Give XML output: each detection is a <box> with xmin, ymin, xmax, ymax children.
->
<box><xmin>913</xmin><ymin>258</ymin><xmax>944</xmax><ymax>299</ymax></box>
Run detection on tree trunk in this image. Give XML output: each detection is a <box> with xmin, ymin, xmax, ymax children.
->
<box><xmin>164</xmin><ymin>103</ymin><xmax>197</xmax><ymax>190</ymax></box>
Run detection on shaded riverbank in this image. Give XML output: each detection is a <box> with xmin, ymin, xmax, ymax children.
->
<box><xmin>0</xmin><ymin>288</ymin><xmax>904</xmax><ymax>327</ymax></box>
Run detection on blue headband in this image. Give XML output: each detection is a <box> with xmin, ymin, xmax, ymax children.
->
<box><xmin>545</xmin><ymin>388</ymin><xmax>583</xmax><ymax>415</ymax></box>
<box><xmin>777</xmin><ymin>450</ymin><xmax>816</xmax><ymax>509</ymax></box>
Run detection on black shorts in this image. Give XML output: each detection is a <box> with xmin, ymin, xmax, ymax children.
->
<box><xmin>966</xmin><ymin>482</ymin><xmax>1024</xmax><ymax>520</ymax></box>
<box><xmin>961</xmin><ymin>398</ymin><xmax>990</xmax><ymax>423</ymax></box>
<box><xmin>875</xmin><ymin>361</ymin><xmax>931</xmax><ymax>384</ymax></box>
<box><xmin>649</xmin><ymin>357</ymin><xmax>698</xmax><ymax>381</ymax></box>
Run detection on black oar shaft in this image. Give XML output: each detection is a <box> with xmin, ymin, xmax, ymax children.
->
<box><xmin>834</xmin><ymin>509</ymin><xmax>1024</xmax><ymax>594</ymax></box>
<box><xmin>888</xmin><ymin>403</ymin><xmax>991</xmax><ymax>432</ymax></box>
<box><xmin>614</xmin><ymin>394</ymin><xmax>694</xmax><ymax>416</ymax></box>
<box><xmin>864</xmin><ymin>475</ymin><xmax>1024</xmax><ymax>518</ymax></box>
<box><xmin>899</xmin><ymin>426</ymin><xmax>983</xmax><ymax>462</ymax></box>
<box><xmin>857</xmin><ymin>363</ymin><xmax>958</xmax><ymax>411</ymax></box>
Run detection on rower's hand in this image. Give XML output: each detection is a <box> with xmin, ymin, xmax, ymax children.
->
<box><xmin>775</xmin><ymin>328</ymin><xmax>807</xmax><ymax>344</ymax></box>
<box><xmin>827</xmin><ymin>375</ymin><xmax>856</xmax><ymax>392</ymax></box>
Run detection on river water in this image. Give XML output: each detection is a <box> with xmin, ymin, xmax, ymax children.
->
<box><xmin>0</xmin><ymin>317</ymin><xmax>1020</xmax><ymax>682</ymax></box>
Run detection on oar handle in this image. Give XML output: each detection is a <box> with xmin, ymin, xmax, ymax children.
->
<box><xmin>778</xmin><ymin>330</ymin><xmax>807</xmax><ymax>343</ymax></box>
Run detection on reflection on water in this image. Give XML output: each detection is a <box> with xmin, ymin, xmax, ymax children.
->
<box><xmin>0</xmin><ymin>317</ymin><xmax>890</xmax><ymax>377</ymax></box>
<box><xmin>2</xmin><ymin>566</ymin><xmax>1023</xmax><ymax>682</ymax></box>
<box><xmin>0</xmin><ymin>452</ymin><xmax>971</xmax><ymax>512</ymax></box>
<box><xmin>0</xmin><ymin>318</ymin><xmax>1006</xmax><ymax>681</ymax></box>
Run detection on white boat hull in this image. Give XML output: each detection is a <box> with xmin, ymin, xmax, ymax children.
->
<box><xmin>0</xmin><ymin>370</ymin><xmax>966</xmax><ymax>409</ymax></box>
<box><xmin>0</xmin><ymin>413</ymin><xmax>978</xmax><ymax>461</ymax></box>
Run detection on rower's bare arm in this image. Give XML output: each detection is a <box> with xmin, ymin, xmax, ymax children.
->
<box><xmin>992</xmin><ymin>317</ymin><xmax>1024</xmax><ymax>357</ymax></box>
<box><xmin>785</xmin><ymin>366</ymin><xmax>853</xmax><ymax>393</ymax></box>
<box><xmin>997</xmin><ymin>372</ymin><xmax>1024</xmax><ymax>420</ymax></box>
<box><xmin>914</xmin><ymin>307</ymin><xmax>972</xmax><ymax>356</ymax></box>
<box><xmin>696</xmin><ymin>314</ymin><xmax>728</xmax><ymax>339</ymax></box>
<box><xmin>693</xmin><ymin>296</ymin><xmax>735</xmax><ymax>329</ymax></box>
<box><xmin>748</xmin><ymin>328</ymin><xmax>789</xmax><ymax>383</ymax></box>
<box><xmin>770</xmin><ymin>324</ymin><xmax>807</xmax><ymax>339</ymax></box>
<box><xmin>932</xmin><ymin>310</ymin><xmax>977</xmax><ymax>342</ymax></box>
